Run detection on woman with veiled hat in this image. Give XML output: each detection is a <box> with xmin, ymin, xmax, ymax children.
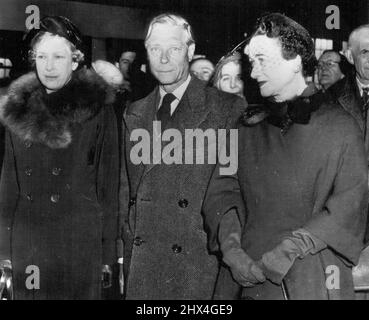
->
<box><xmin>0</xmin><ymin>16</ymin><xmax>119</xmax><ymax>299</ymax></box>
<box><xmin>203</xmin><ymin>13</ymin><xmax>367</xmax><ymax>299</ymax></box>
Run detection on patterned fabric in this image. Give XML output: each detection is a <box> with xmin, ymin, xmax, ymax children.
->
<box><xmin>156</xmin><ymin>93</ymin><xmax>176</xmax><ymax>129</ymax></box>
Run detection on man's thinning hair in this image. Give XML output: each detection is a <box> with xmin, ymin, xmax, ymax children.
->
<box><xmin>144</xmin><ymin>13</ymin><xmax>195</xmax><ymax>47</ymax></box>
<box><xmin>348</xmin><ymin>24</ymin><xmax>369</xmax><ymax>48</ymax></box>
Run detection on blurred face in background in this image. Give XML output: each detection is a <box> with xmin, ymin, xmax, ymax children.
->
<box><xmin>317</xmin><ymin>51</ymin><xmax>344</xmax><ymax>90</ymax></box>
<box><xmin>34</xmin><ymin>33</ymin><xmax>78</xmax><ymax>94</ymax></box>
<box><xmin>146</xmin><ymin>23</ymin><xmax>195</xmax><ymax>92</ymax></box>
<box><xmin>217</xmin><ymin>61</ymin><xmax>243</xmax><ymax>96</ymax></box>
<box><xmin>119</xmin><ymin>51</ymin><xmax>136</xmax><ymax>79</ymax></box>
<box><xmin>190</xmin><ymin>59</ymin><xmax>214</xmax><ymax>82</ymax></box>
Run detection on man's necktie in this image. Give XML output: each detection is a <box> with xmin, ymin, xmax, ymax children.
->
<box><xmin>362</xmin><ymin>88</ymin><xmax>369</xmax><ymax>140</ymax></box>
<box><xmin>157</xmin><ymin>93</ymin><xmax>176</xmax><ymax>129</ymax></box>
<box><xmin>362</xmin><ymin>87</ymin><xmax>369</xmax><ymax>112</ymax></box>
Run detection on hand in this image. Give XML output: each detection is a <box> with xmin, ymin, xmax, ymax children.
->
<box><xmin>0</xmin><ymin>260</ymin><xmax>13</xmax><ymax>300</ymax></box>
<box><xmin>118</xmin><ymin>262</ymin><xmax>124</xmax><ymax>295</ymax></box>
<box><xmin>223</xmin><ymin>247</ymin><xmax>266</xmax><ymax>287</ymax></box>
<box><xmin>0</xmin><ymin>260</ymin><xmax>11</xmax><ymax>270</ymax></box>
<box><xmin>101</xmin><ymin>264</ymin><xmax>113</xmax><ymax>289</ymax></box>
<box><xmin>258</xmin><ymin>239</ymin><xmax>300</xmax><ymax>285</ymax></box>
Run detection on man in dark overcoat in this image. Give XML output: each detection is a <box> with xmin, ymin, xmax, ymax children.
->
<box><xmin>119</xmin><ymin>13</ymin><xmax>245</xmax><ymax>299</ymax></box>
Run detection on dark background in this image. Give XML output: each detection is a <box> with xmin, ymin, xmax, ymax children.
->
<box><xmin>66</xmin><ymin>0</ymin><xmax>368</xmax><ymax>61</ymax></box>
<box><xmin>0</xmin><ymin>0</ymin><xmax>367</xmax><ymax>102</ymax></box>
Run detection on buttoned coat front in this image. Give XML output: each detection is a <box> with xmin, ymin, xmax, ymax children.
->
<box><xmin>0</xmin><ymin>69</ymin><xmax>119</xmax><ymax>300</ymax></box>
<box><xmin>120</xmin><ymin>77</ymin><xmax>245</xmax><ymax>299</ymax></box>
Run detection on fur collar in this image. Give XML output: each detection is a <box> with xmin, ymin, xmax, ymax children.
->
<box><xmin>0</xmin><ymin>68</ymin><xmax>112</xmax><ymax>148</ymax></box>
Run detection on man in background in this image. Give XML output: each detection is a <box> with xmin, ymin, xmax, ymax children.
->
<box><xmin>190</xmin><ymin>57</ymin><xmax>215</xmax><ymax>82</ymax></box>
<box><xmin>317</xmin><ymin>50</ymin><xmax>351</xmax><ymax>93</ymax></box>
<box><xmin>118</xmin><ymin>49</ymin><xmax>156</xmax><ymax>102</ymax></box>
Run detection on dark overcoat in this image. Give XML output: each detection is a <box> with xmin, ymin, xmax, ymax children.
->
<box><xmin>0</xmin><ymin>69</ymin><xmax>119</xmax><ymax>299</ymax></box>
<box><xmin>0</xmin><ymin>87</ymin><xmax>6</xmax><ymax>173</ymax></box>
<box><xmin>203</xmin><ymin>95</ymin><xmax>368</xmax><ymax>299</ymax></box>
<box><xmin>120</xmin><ymin>76</ymin><xmax>245</xmax><ymax>299</ymax></box>
<box><xmin>333</xmin><ymin>77</ymin><xmax>369</xmax><ymax>246</ymax></box>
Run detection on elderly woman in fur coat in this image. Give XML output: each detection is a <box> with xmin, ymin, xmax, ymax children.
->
<box><xmin>0</xmin><ymin>16</ymin><xmax>119</xmax><ymax>300</ymax></box>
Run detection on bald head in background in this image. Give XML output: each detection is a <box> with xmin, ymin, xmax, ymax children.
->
<box><xmin>347</xmin><ymin>25</ymin><xmax>369</xmax><ymax>85</ymax></box>
<box><xmin>190</xmin><ymin>58</ymin><xmax>214</xmax><ymax>82</ymax></box>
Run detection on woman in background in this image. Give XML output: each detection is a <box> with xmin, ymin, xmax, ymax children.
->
<box><xmin>211</xmin><ymin>52</ymin><xmax>245</xmax><ymax>98</ymax></box>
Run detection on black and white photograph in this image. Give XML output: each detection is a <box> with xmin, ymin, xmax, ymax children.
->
<box><xmin>0</xmin><ymin>0</ymin><xmax>369</xmax><ymax>305</ymax></box>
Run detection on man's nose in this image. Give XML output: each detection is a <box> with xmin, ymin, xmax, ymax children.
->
<box><xmin>160</xmin><ymin>49</ymin><xmax>170</xmax><ymax>64</ymax></box>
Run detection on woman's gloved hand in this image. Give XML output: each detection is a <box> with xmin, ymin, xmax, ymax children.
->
<box><xmin>101</xmin><ymin>264</ymin><xmax>113</xmax><ymax>289</ymax></box>
<box><xmin>258</xmin><ymin>229</ymin><xmax>326</xmax><ymax>285</ymax></box>
<box><xmin>219</xmin><ymin>209</ymin><xmax>265</xmax><ymax>287</ymax></box>
<box><xmin>223</xmin><ymin>247</ymin><xmax>266</xmax><ymax>287</ymax></box>
<box><xmin>0</xmin><ymin>260</ymin><xmax>13</xmax><ymax>300</ymax></box>
<box><xmin>258</xmin><ymin>239</ymin><xmax>301</xmax><ymax>285</ymax></box>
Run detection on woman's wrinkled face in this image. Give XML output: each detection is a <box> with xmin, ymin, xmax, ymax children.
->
<box><xmin>218</xmin><ymin>61</ymin><xmax>244</xmax><ymax>96</ymax></box>
<box><xmin>34</xmin><ymin>33</ymin><xmax>78</xmax><ymax>93</ymax></box>
<box><xmin>245</xmin><ymin>35</ymin><xmax>300</xmax><ymax>102</ymax></box>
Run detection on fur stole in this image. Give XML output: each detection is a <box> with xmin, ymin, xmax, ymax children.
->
<box><xmin>0</xmin><ymin>68</ymin><xmax>112</xmax><ymax>148</ymax></box>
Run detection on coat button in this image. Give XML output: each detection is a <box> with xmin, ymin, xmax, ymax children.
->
<box><xmin>133</xmin><ymin>236</ymin><xmax>144</xmax><ymax>246</ymax></box>
<box><xmin>50</xmin><ymin>194</ymin><xmax>60</xmax><ymax>203</ymax></box>
<box><xmin>24</xmin><ymin>140</ymin><xmax>32</xmax><ymax>148</ymax></box>
<box><xmin>26</xmin><ymin>193</ymin><xmax>33</xmax><ymax>202</ymax></box>
<box><xmin>51</xmin><ymin>168</ymin><xmax>61</xmax><ymax>176</ymax></box>
<box><xmin>172</xmin><ymin>244</ymin><xmax>182</xmax><ymax>254</ymax></box>
<box><xmin>25</xmin><ymin>168</ymin><xmax>33</xmax><ymax>176</ymax></box>
<box><xmin>178</xmin><ymin>199</ymin><xmax>188</xmax><ymax>208</ymax></box>
<box><xmin>52</xmin><ymin>168</ymin><xmax>62</xmax><ymax>176</ymax></box>
<box><xmin>129</xmin><ymin>197</ymin><xmax>136</xmax><ymax>207</ymax></box>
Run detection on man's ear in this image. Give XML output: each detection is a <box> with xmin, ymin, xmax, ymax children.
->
<box><xmin>344</xmin><ymin>48</ymin><xmax>355</xmax><ymax>65</ymax></box>
<box><xmin>187</xmin><ymin>43</ymin><xmax>196</xmax><ymax>62</ymax></box>
<box><xmin>72</xmin><ymin>61</ymin><xmax>78</xmax><ymax>71</ymax></box>
<box><xmin>292</xmin><ymin>55</ymin><xmax>303</xmax><ymax>73</ymax></box>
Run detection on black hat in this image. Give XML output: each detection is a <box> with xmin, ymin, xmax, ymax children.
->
<box><xmin>24</xmin><ymin>16</ymin><xmax>84</xmax><ymax>51</ymax></box>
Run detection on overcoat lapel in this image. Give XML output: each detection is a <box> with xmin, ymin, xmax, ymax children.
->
<box><xmin>123</xmin><ymin>88</ymin><xmax>159</xmax><ymax>190</ymax></box>
<box><xmin>338</xmin><ymin>78</ymin><xmax>364</xmax><ymax>133</ymax></box>
<box><xmin>143</xmin><ymin>77</ymin><xmax>211</xmax><ymax>176</ymax></box>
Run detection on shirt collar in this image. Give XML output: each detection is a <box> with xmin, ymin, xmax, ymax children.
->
<box><xmin>356</xmin><ymin>77</ymin><xmax>369</xmax><ymax>96</ymax></box>
<box><xmin>159</xmin><ymin>74</ymin><xmax>191</xmax><ymax>102</ymax></box>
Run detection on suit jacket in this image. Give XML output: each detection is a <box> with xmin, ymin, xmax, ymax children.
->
<box><xmin>335</xmin><ymin>76</ymin><xmax>369</xmax><ymax>246</ymax></box>
<box><xmin>337</xmin><ymin>76</ymin><xmax>367</xmax><ymax>149</ymax></box>
<box><xmin>119</xmin><ymin>76</ymin><xmax>246</xmax><ymax>299</ymax></box>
